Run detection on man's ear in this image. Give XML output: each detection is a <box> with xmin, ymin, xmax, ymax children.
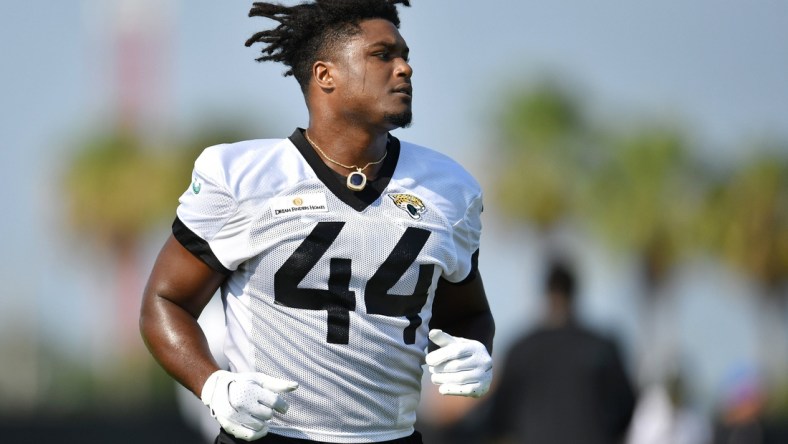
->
<box><xmin>313</xmin><ymin>61</ymin><xmax>335</xmax><ymax>91</ymax></box>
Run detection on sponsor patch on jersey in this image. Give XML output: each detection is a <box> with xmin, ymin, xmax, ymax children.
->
<box><xmin>388</xmin><ymin>193</ymin><xmax>427</xmax><ymax>220</ymax></box>
<box><xmin>270</xmin><ymin>193</ymin><xmax>328</xmax><ymax>217</ymax></box>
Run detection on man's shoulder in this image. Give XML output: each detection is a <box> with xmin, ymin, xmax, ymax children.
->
<box><xmin>198</xmin><ymin>138</ymin><xmax>290</xmax><ymax>162</ymax></box>
<box><xmin>397</xmin><ymin>139</ymin><xmax>480</xmax><ymax>191</ymax></box>
<box><xmin>398</xmin><ymin>140</ymin><xmax>465</xmax><ymax>167</ymax></box>
<box><xmin>193</xmin><ymin>138</ymin><xmax>293</xmax><ymax>175</ymax></box>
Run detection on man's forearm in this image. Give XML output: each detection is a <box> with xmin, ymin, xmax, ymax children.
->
<box><xmin>436</xmin><ymin>307</ymin><xmax>495</xmax><ymax>353</ymax></box>
<box><xmin>140</xmin><ymin>294</ymin><xmax>221</xmax><ymax>397</ymax></box>
<box><xmin>431</xmin><ymin>273</ymin><xmax>495</xmax><ymax>353</ymax></box>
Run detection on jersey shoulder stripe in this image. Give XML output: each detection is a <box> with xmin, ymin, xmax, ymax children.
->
<box><xmin>172</xmin><ymin>217</ymin><xmax>231</xmax><ymax>274</ymax></box>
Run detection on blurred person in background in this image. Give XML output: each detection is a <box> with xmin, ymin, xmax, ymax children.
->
<box><xmin>485</xmin><ymin>257</ymin><xmax>636</xmax><ymax>444</ymax></box>
<box><xmin>139</xmin><ymin>1</ymin><xmax>495</xmax><ymax>443</ymax></box>
<box><xmin>625</xmin><ymin>369</ymin><xmax>711</xmax><ymax>444</ymax></box>
<box><xmin>711</xmin><ymin>365</ymin><xmax>766</xmax><ymax>444</ymax></box>
<box><xmin>710</xmin><ymin>364</ymin><xmax>788</xmax><ymax>444</ymax></box>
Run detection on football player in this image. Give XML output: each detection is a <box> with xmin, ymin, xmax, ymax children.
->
<box><xmin>139</xmin><ymin>1</ymin><xmax>495</xmax><ymax>443</ymax></box>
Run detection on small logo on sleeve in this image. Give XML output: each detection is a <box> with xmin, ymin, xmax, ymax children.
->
<box><xmin>388</xmin><ymin>193</ymin><xmax>427</xmax><ymax>220</ymax></box>
<box><xmin>191</xmin><ymin>177</ymin><xmax>202</xmax><ymax>194</ymax></box>
<box><xmin>271</xmin><ymin>193</ymin><xmax>329</xmax><ymax>217</ymax></box>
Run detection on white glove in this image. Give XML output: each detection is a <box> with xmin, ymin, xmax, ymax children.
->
<box><xmin>201</xmin><ymin>370</ymin><xmax>298</xmax><ymax>441</ymax></box>
<box><xmin>425</xmin><ymin>329</ymin><xmax>492</xmax><ymax>398</ymax></box>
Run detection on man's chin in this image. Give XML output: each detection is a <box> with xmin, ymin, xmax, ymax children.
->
<box><xmin>384</xmin><ymin>110</ymin><xmax>413</xmax><ymax>129</ymax></box>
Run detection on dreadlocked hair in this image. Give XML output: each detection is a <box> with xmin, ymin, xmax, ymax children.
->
<box><xmin>245</xmin><ymin>0</ymin><xmax>411</xmax><ymax>92</ymax></box>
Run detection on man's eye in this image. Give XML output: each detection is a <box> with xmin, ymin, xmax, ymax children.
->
<box><xmin>376</xmin><ymin>52</ymin><xmax>390</xmax><ymax>60</ymax></box>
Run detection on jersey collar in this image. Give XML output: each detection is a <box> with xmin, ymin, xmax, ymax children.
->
<box><xmin>289</xmin><ymin>128</ymin><xmax>400</xmax><ymax>212</ymax></box>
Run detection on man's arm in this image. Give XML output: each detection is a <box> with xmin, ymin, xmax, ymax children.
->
<box><xmin>140</xmin><ymin>234</ymin><xmax>298</xmax><ymax>441</ymax></box>
<box><xmin>425</xmin><ymin>268</ymin><xmax>495</xmax><ymax>398</ymax></box>
<box><xmin>430</xmin><ymin>271</ymin><xmax>495</xmax><ymax>353</ymax></box>
<box><xmin>139</xmin><ymin>234</ymin><xmax>227</xmax><ymax>397</ymax></box>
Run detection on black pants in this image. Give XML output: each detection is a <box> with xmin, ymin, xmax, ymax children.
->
<box><xmin>214</xmin><ymin>429</ymin><xmax>423</xmax><ymax>444</ymax></box>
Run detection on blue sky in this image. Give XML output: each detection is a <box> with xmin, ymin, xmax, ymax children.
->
<box><xmin>1</xmin><ymin>0</ymin><xmax>787</xmax><ymax>411</ymax></box>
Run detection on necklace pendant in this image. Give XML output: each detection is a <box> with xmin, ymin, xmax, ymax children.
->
<box><xmin>346</xmin><ymin>171</ymin><xmax>367</xmax><ymax>191</ymax></box>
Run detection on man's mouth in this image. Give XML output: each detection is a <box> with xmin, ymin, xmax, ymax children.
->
<box><xmin>393</xmin><ymin>84</ymin><xmax>412</xmax><ymax>97</ymax></box>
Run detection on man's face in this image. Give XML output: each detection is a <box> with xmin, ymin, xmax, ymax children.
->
<box><xmin>331</xmin><ymin>18</ymin><xmax>413</xmax><ymax>130</ymax></box>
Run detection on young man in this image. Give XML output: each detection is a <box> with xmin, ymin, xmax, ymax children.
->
<box><xmin>139</xmin><ymin>1</ymin><xmax>494</xmax><ymax>443</ymax></box>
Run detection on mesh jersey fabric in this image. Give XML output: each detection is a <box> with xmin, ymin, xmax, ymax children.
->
<box><xmin>175</xmin><ymin>129</ymin><xmax>482</xmax><ymax>443</ymax></box>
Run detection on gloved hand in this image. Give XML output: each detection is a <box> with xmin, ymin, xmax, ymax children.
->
<box><xmin>425</xmin><ymin>329</ymin><xmax>492</xmax><ymax>398</ymax></box>
<box><xmin>201</xmin><ymin>370</ymin><xmax>299</xmax><ymax>441</ymax></box>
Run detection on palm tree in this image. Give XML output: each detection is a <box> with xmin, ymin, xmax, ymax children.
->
<box><xmin>61</xmin><ymin>120</ymin><xmax>258</xmax><ymax>408</ymax></box>
<box><xmin>492</xmin><ymin>81</ymin><xmax>702</xmax><ymax>386</ymax></box>
<box><xmin>493</xmin><ymin>80</ymin><xmax>589</xmax><ymax>232</ymax></box>
<box><xmin>63</xmin><ymin>129</ymin><xmax>185</xmax><ymax>256</ymax></box>
<box><xmin>579</xmin><ymin>124</ymin><xmax>702</xmax><ymax>385</ymax></box>
<box><xmin>579</xmin><ymin>126</ymin><xmax>697</xmax><ymax>287</ymax></box>
<box><xmin>696</xmin><ymin>150</ymin><xmax>788</xmax><ymax>389</ymax></box>
<box><xmin>491</xmin><ymin>78</ymin><xmax>788</xmax><ymax>418</ymax></box>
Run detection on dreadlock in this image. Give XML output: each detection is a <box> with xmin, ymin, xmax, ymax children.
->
<box><xmin>245</xmin><ymin>0</ymin><xmax>411</xmax><ymax>93</ymax></box>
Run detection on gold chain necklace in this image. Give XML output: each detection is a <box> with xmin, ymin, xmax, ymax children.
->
<box><xmin>305</xmin><ymin>131</ymin><xmax>387</xmax><ymax>191</ymax></box>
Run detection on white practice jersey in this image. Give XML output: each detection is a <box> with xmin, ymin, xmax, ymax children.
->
<box><xmin>174</xmin><ymin>129</ymin><xmax>482</xmax><ymax>443</ymax></box>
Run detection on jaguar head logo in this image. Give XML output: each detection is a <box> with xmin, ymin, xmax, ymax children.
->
<box><xmin>388</xmin><ymin>193</ymin><xmax>427</xmax><ymax>220</ymax></box>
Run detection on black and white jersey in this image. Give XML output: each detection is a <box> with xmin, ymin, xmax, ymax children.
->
<box><xmin>174</xmin><ymin>128</ymin><xmax>482</xmax><ymax>443</ymax></box>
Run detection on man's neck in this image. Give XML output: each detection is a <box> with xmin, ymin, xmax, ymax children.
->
<box><xmin>304</xmin><ymin>123</ymin><xmax>390</xmax><ymax>177</ymax></box>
